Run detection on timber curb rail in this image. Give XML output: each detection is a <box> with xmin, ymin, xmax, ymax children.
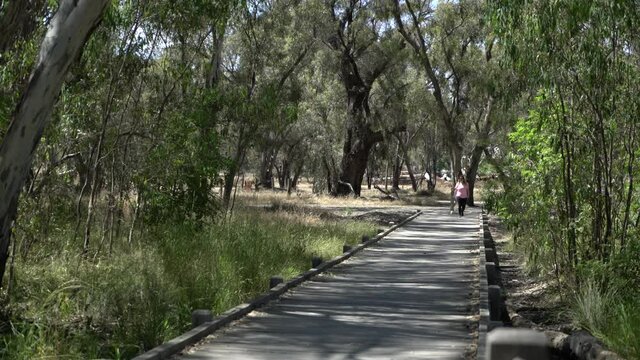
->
<box><xmin>132</xmin><ymin>209</ymin><xmax>423</xmax><ymax>360</ymax></box>
<box><xmin>477</xmin><ymin>211</ymin><xmax>490</xmax><ymax>360</ymax></box>
<box><xmin>480</xmin><ymin>209</ymin><xmax>552</xmax><ymax>360</ymax></box>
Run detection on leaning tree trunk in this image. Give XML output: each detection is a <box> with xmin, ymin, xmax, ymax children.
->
<box><xmin>0</xmin><ymin>0</ymin><xmax>109</xmax><ymax>286</ymax></box>
<box><xmin>466</xmin><ymin>145</ymin><xmax>483</xmax><ymax>206</ymax></box>
<box><xmin>405</xmin><ymin>161</ymin><xmax>418</xmax><ymax>192</ymax></box>
<box><xmin>395</xmin><ymin>133</ymin><xmax>418</xmax><ymax>192</ymax></box>
<box><xmin>467</xmin><ymin>97</ymin><xmax>494</xmax><ymax>206</ymax></box>
<box><xmin>223</xmin><ymin>128</ymin><xmax>246</xmax><ymax>209</ymax></box>
<box><xmin>449</xmin><ymin>144</ymin><xmax>463</xmax><ymax>211</ymax></box>
<box><xmin>392</xmin><ymin>155</ymin><xmax>402</xmax><ymax>190</ymax></box>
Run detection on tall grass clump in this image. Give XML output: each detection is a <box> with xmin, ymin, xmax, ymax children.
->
<box><xmin>1</xmin><ymin>208</ymin><xmax>375</xmax><ymax>359</ymax></box>
<box><xmin>571</xmin><ymin>278</ymin><xmax>640</xmax><ymax>360</ymax></box>
<box><xmin>571</xmin><ymin>279</ymin><xmax>616</xmax><ymax>337</ymax></box>
<box><xmin>570</xmin><ymin>241</ymin><xmax>640</xmax><ymax>360</ymax></box>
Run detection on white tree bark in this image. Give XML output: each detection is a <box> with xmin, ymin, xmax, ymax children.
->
<box><xmin>0</xmin><ymin>0</ymin><xmax>109</xmax><ymax>286</ymax></box>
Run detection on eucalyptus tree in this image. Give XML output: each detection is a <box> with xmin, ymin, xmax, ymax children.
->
<box><xmin>392</xmin><ymin>0</ymin><xmax>467</xmax><ymax>194</ymax></box>
<box><xmin>251</xmin><ymin>0</ymin><xmax>317</xmax><ymax>189</ymax></box>
<box><xmin>214</xmin><ymin>0</ymin><xmax>315</xmax><ymax>207</ymax></box>
<box><xmin>397</xmin><ymin>65</ymin><xmax>444</xmax><ymax>190</ymax></box>
<box><xmin>126</xmin><ymin>0</ymin><xmax>240</xmax><ymax>218</ymax></box>
<box><xmin>0</xmin><ymin>0</ymin><xmax>109</xmax><ymax>285</ymax></box>
<box><xmin>490</xmin><ymin>0</ymin><xmax>640</xmax><ymax>273</ymax></box>
<box><xmin>296</xmin><ymin>55</ymin><xmax>346</xmax><ymax>194</ymax></box>
<box><xmin>322</xmin><ymin>0</ymin><xmax>406</xmax><ymax>196</ymax></box>
<box><xmin>369</xmin><ymin>59</ymin><xmax>420</xmax><ymax>192</ymax></box>
<box><xmin>391</xmin><ymin>0</ymin><xmax>512</xmax><ymax>205</ymax></box>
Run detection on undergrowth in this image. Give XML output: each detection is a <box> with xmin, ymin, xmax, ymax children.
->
<box><xmin>572</xmin><ymin>242</ymin><xmax>640</xmax><ymax>360</ymax></box>
<box><xmin>0</xmin><ymin>208</ymin><xmax>375</xmax><ymax>359</ymax></box>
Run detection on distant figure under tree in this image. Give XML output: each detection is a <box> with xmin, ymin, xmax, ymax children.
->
<box><xmin>455</xmin><ymin>174</ymin><xmax>469</xmax><ymax>217</ymax></box>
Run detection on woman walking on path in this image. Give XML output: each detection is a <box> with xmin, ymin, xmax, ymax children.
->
<box><xmin>455</xmin><ymin>175</ymin><xmax>469</xmax><ymax>216</ymax></box>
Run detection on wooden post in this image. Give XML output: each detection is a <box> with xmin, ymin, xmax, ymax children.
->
<box><xmin>191</xmin><ymin>309</ymin><xmax>213</xmax><ymax>329</ymax></box>
<box><xmin>269</xmin><ymin>276</ymin><xmax>283</xmax><ymax>289</ymax></box>
<box><xmin>488</xmin><ymin>285</ymin><xmax>502</xmax><ymax>322</ymax></box>
<box><xmin>486</xmin><ymin>262</ymin><xmax>499</xmax><ymax>286</ymax></box>
<box><xmin>487</xmin><ymin>328</ymin><xmax>549</xmax><ymax>360</ymax></box>
<box><xmin>485</xmin><ymin>248</ymin><xmax>499</xmax><ymax>267</ymax></box>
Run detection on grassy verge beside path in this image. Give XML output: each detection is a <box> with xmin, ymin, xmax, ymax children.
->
<box><xmin>489</xmin><ymin>214</ymin><xmax>640</xmax><ymax>360</ymax></box>
<box><xmin>1</xmin><ymin>207</ymin><xmax>375</xmax><ymax>359</ymax></box>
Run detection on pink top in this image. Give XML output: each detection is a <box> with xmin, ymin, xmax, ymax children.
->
<box><xmin>455</xmin><ymin>182</ymin><xmax>469</xmax><ymax>199</ymax></box>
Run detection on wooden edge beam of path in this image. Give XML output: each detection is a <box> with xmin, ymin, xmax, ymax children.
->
<box><xmin>480</xmin><ymin>210</ymin><xmax>551</xmax><ymax>360</ymax></box>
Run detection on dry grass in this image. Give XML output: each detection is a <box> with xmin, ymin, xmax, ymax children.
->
<box><xmin>234</xmin><ymin>180</ymin><xmax>467</xmax><ymax>209</ymax></box>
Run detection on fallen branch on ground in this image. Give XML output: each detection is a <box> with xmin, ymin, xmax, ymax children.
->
<box><xmin>374</xmin><ymin>185</ymin><xmax>399</xmax><ymax>200</ymax></box>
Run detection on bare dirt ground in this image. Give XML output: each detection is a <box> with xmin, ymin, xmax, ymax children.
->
<box><xmin>234</xmin><ymin>179</ymin><xmax>466</xmax><ymax>225</ymax></box>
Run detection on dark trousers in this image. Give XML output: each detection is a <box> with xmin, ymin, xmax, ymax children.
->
<box><xmin>457</xmin><ymin>197</ymin><xmax>467</xmax><ymax>216</ymax></box>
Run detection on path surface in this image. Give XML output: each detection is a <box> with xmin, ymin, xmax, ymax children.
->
<box><xmin>178</xmin><ymin>206</ymin><xmax>480</xmax><ymax>360</ymax></box>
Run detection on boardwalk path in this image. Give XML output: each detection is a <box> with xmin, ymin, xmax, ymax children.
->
<box><xmin>179</xmin><ymin>206</ymin><xmax>480</xmax><ymax>360</ymax></box>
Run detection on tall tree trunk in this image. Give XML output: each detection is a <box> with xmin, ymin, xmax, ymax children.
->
<box><xmin>259</xmin><ymin>149</ymin><xmax>276</xmax><ymax>188</ymax></box>
<box><xmin>395</xmin><ymin>133</ymin><xmax>418</xmax><ymax>192</ymax></box>
<box><xmin>279</xmin><ymin>159</ymin><xmax>290</xmax><ymax>189</ymax></box>
<box><xmin>223</xmin><ymin>129</ymin><xmax>246</xmax><ymax>209</ymax></box>
<box><xmin>0</xmin><ymin>0</ymin><xmax>108</xmax><ymax>286</ymax></box>
<box><xmin>322</xmin><ymin>156</ymin><xmax>333</xmax><ymax>194</ymax></box>
<box><xmin>287</xmin><ymin>163</ymin><xmax>303</xmax><ymax>196</ymax></box>
<box><xmin>83</xmin><ymin>118</ymin><xmax>108</xmax><ymax>254</ymax></box>
<box><xmin>206</xmin><ymin>26</ymin><xmax>225</xmax><ymax>89</ymax></box>
<box><xmin>467</xmin><ymin>97</ymin><xmax>494</xmax><ymax>206</ymax></box>
<box><xmin>128</xmin><ymin>189</ymin><xmax>141</xmax><ymax>245</ymax></box>
<box><xmin>336</xmin><ymin>97</ymin><xmax>380</xmax><ymax>196</ymax></box>
<box><xmin>449</xmin><ymin>145</ymin><xmax>463</xmax><ymax>211</ymax></box>
<box><xmin>620</xmin><ymin>126</ymin><xmax>636</xmax><ymax>249</ymax></box>
<box><xmin>405</xmin><ymin>162</ymin><xmax>417</xmax><ymax>192</ymax></box>
<box><xmin>466</xmin><ymin>147</ymin><xmax>482</xmax><ymax>206</ymax></box>
<box><xmin>330</xmin><ymin>4</ymin><xmax>399</xmax><ymax>197</ymax></box>
<box><xmin>384</xmin><ymin>153</ymin><xmax>390</xmax><ymax>191</ymax></box>
<box><xmin>337</xmin><ymin>125</ymin><xmax>381</xmax><ymax>196</ymax></box>
<box><xmin>392</xmin><ymin>148</ymin><xmax>402</xmax><ymax>191</ymax></box>
<box><xmin>393</xmin><ymin>1</ymin><xmax>465</xmax><ymax>208</ymax></box>
<box><xmin>337</xmin><ymin>106</ymin><xmax>399</xmax><ymax>196</ymax></box>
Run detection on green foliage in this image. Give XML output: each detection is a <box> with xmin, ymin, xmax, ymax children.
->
<box><xmin>488</xmin><ymin>97</ymin><xmax>569</xmax><ymax>273</ymax></box>
<box><xmin>489</xmin><ymin>1</ymin><xmax>640</xmax><ymax>356</ymax></box>
<box><xmin>0</xmin><ymin>38</ymin><xmax>41</xmax><ymax>137</ymax></box>
<box><xmin>142</xmin><ymin>89</ymin><xmax>227</xmax><ymax>223</ymax></box>
<box><xmin>2</xmin><ymin>209</ymin><xmax>374</xmax><ymax>359</ymax></box>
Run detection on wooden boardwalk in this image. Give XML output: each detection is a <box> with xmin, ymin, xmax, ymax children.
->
<box><xmin>178</xmin><ymin>207</ymin><xmax>479</xmax><ymax>360</ymax></box>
